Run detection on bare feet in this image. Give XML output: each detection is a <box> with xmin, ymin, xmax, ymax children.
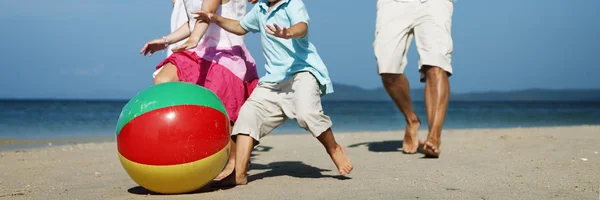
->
<box><xmin>402</xmin><ymin>118</ymin><xmax>421</xmax><ymax>154</ymax></box>
<box><xmin>327</xmin><ymin>144</ymin><xmax>353</xmax><ymax>176</ymax></box>
<box><xmin>212</xmin><ymin>169</ymin><xmax>248</xmax><ymax>187</ymax></box>
<box><xmin>214</xmin><ymin>161</ymin><xmax>251</xmax><ymax>181</ymax></box>
<box><xmin>419</xmin><ymin>138</ymin><xmax>440</xmax><ymax>158</ymax></box>
<box><xmin>214</xmin><ymin>160</ymin><xmax>235</xmax><ymax>181</ymax></box>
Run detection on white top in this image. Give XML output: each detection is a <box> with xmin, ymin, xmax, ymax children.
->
<box><xmin>167</xmin><ymin>0</ymin><xmax>247</xmax><ymax>56</ymax></box>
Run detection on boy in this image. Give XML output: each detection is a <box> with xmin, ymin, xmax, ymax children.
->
<box><xmin>193</xmin><ymin>0</ymin><xmax>353</xmax><ymax>185</ymax></box>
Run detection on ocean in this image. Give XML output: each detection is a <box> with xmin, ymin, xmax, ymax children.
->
<box><xmin>1</xmin><ymin>100</ymin><xmax>599</xmax><ymax>149</ymax></box>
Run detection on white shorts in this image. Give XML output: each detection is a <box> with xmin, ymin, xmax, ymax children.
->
<box><xmin>374</xmin><ymin>0</ymin><xmax>454</xmax><ymax>82</ymax></box>
<box><xmin>231</xmin><ymin>72</ymin><xmax>332</xmax><ymax>142</ymax></box>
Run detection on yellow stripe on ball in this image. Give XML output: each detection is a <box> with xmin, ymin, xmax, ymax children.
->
<box><xmin>118</xmin><ymin>143</ymin><xmax>229</xmax><ymax>194</ymax></box>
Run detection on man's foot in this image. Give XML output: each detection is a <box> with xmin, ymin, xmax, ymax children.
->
<box><xmin>327</xmin><ymin>144</ymin><xmax>353</xmax><ymax>175</ymax></box>
<box><xmin>211</xmin><ymin>169</ymin><xmax>248</xmax><ymax>187</ymax></box>
<box><xmin>419</xmin><ymin>139</ymin><xmax>440</xmax><ymax>158</ymax></box>
<box><xmin>402</xmin><ymin>119</ymin><xmax>421</xmax><ymax>154</ymax></box>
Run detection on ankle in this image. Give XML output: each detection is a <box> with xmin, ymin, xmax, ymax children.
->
<box><xmin>406</xmin><ymin>116</ymin><xmax>420</xmax><ymax>125</ymax></box>
<box><xmin>325</xmin><ymin>144</ymin><xmax>342</xmax><ymax>155</ymax></box>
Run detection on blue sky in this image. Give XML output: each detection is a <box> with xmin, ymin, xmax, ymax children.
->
<box><xmin>0</xmin><ymin>0</ymin><xmax>598</xmax><ymax>99</ymax></box>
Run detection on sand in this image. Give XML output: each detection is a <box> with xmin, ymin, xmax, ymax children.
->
<box><xmin>1</xmin><ymin>126</ymin><xmax>599</xmax><ymax>200</ymax></box>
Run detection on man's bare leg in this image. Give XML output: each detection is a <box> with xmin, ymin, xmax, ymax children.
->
<box><xmin>214</xmin><ymin>134</ymin><xmax>253</xmax><ymax>186</ymax></box>
<box><xmin>316</xmin><ymin>128</ymin><xmax>353</xmax><ymax>175</ymax></box>
<box><xmin>381</xmin><ymin>73</ymin><xmax>421</xmax><ymax>154</ymax></box>
<box><xmin>420</xmin><ymin>66</ymin><xmax>449</xmax><ymax>158</ymax></box>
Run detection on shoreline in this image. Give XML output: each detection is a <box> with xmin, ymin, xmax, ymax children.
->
<box><xmin>2</xmin><ymin>124</ymin><xmax>599</xmax><ymax>151</ymax></box>
<box><xmin>1</xmin><ymin>125</ymin><xmax>599</xmax><ymax>199</ymax></box>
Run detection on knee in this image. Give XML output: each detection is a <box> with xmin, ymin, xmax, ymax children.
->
<box><xmin>380</xmin><ymin>73</ymin><xmax>402</xmax><ymax>86</ymax></box>
<box><xmin>153</xmin><ymin>75</ymin><xmax>172</xmax><ymax>85</ymax></box>
<box><xmin>422</xmin><ymin>66</ymin><xmax>448</xmax><ymax>80</ymax></box>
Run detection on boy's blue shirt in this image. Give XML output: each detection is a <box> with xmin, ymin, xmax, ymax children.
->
<box><xmin>240</xmin><ymin>0</ymin><xmax>333</xmax><ymax>95</ymax></box>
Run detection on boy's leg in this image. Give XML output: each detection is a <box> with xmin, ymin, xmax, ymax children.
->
<box><xmin>316</xmin><ymin>128</ymin><xmax>353</xmax><ymax>176</ymax></box>
<box><xmin>215</xmin><ymin>85</ymin><xmax>286</xmax><ymax>186</ymax></box>
<box><xmin>284</xmin><ymin>72</ymin><xmax>353</xmax><ymax>176</ymax></box>
<box><xmin>215</xmin><ymin>137</ymin><xmax>237</xmax><ymax>180</ymax></box>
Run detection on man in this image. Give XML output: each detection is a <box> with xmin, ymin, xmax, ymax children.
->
<box><xmin>373</xmin><ymin>0</ymin><xmax>454</xmax><ymax>158</ymax></box>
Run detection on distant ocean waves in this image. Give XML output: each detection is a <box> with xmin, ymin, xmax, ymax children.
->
<box><xmin>0</xmin><ymin>100</ymin><xmax>599</xmax><ymax>143</ymax></box>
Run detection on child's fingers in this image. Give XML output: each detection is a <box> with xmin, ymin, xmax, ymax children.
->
<box><xmin>273</xmin><ymin>24</ymin><xmax>281</xmax><ymax>32</ymax></box>
<box><xmin>266</xmin><ymin>25</ymin><xmax>276</xmax><ymax>34</ymax></box>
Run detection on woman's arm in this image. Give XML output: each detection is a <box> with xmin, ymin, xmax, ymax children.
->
<box><xmin>187</xmin><ymin>0</ymin><xmax>221</xmax><ymax>44</ymax></box>
<box><xmin>171</xmin><ymin>0</ymin><xmax>221</xmax><ymax>52</ymax></box>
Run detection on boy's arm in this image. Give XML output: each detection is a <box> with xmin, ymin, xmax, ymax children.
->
<box><xmin>266</xmin><ymin>0</ymin><xmax>309</xmax><ymax>39</ymax></box>
<box><xmin>286</xmin><ymin>22</ymin><xmax>307</xmax><ymax>38</ymax></box>
<box><xmin>192</xmin><ymin>3</ymin><xmax>260</xmax><ymax>36</ymax></box>
<box><xmin>212</xmin><ymin>15</ymin><xmax>249</xmax><ymax>36</ymax></box>
<box><xmin>266</xmin><ymin>22</ymin><xmax>306</xmax><ymax>39</ymax></box>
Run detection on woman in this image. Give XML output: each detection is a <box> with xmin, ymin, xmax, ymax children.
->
<box><xmin>140</xmin><ymin>0</ymin><xmax>259</xmax><ymax>180</ymax></box>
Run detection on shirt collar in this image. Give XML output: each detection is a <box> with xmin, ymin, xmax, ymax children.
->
<box><xmin>258</xmin><ymin>0</ymin><xmax>291</xmax><ymax>13</ymax></box>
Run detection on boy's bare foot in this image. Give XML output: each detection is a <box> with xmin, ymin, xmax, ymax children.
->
<box><xmin>215</xmin><ymin>161</ymin><xmax>251</xmax><ymax>181</ymax></box>
<box><xmin>402</xmin><ymin>118</ymin><xmax>420</xmax><ymax>154</ymax></box>
<box><xmin>212</xmin><ymin>169</ymin><xmax>248</xmax><ymax>187</ymax></box>
<box><xmin>214</xmin><ymin>160</ymin><xmax>235</xmax><ymax>181</ymax></box>
<box><xmin>327</xmin><ymin>144</ymin><xmax>353</xmax><ymax>176</ymax></box>
<box><xmin>419</xmin><ymin>137</ymin><xmax>440</xmax><ymax>158</ymax></box>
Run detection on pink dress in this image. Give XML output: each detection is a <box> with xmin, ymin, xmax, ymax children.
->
<box><xmin>155</xmin><ymin>0</ymin><xmax>259</xmax><ymax>123</ymax></box>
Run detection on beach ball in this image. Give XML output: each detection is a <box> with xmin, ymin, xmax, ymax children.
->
<box><xmin>115</xmin><ymin>82</ymin><xmax>230</xmax><ymax>194</ymax></box>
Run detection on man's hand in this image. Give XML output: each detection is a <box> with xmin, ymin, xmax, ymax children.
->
<box><xmin>192</xmin><ymin>10</ymin><xmax>216</xmax><ymax>23</ymax></box>
<box><xmin>266</xmin><ymin>24</ymin><xmax>293</xmax><ymax>39</ymax></box>
<box><xmin>140</xmin><ymin>38</ymin><xmax>168</xmax><ymax>56</ymax></box>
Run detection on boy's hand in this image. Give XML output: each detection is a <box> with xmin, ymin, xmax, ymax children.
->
<box><xmin>171</xmin><ymin>40</ymin><xmax>197</xmax><ymax>53</ymax></box>
<box><xmin>191</xmin><ymin>10</ymin><xmax>216</xmax><ymax>23</ymax></box>
<box><xmin>140</xmin><ymin>38</ymin><xmax>168</xmax><ymax>56</ymax></box>
<box><xmin>266</xmin><ymin>24</ymin><xmax>293</xmax><ymax>39</ymax></box>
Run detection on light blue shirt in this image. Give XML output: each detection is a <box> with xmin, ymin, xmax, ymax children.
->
<box><xmin>240</xmin><ymin>0</ymin><xmax>333</xmax><ymax>95</ymax></box>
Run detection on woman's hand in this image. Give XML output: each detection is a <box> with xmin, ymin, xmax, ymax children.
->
<box><xmin>140</xmin><ymin>37</ymin><xmax>168</xmax><ymax>56</ymax></box>
<box><xmin>171</xmin><ymin>40</ymin><xmax>198</xmax><ymax>53</ymax></box>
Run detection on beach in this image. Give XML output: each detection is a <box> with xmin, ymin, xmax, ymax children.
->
<box><xmin>1</xmin><ymin>126</ymin><xmax>599</xmax><ymax>200</ymax></box>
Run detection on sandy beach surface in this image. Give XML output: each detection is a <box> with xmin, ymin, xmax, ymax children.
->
<box><xmin>1</xmin><ymin>126</ymin><xmax>599</xmax><ymax>200</ymax></box>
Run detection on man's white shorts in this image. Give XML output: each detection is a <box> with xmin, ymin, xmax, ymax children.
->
<box><xmin>374</xmin><ymin>0</ymin><xmax>454</xmax><ymax>82</ymax></box>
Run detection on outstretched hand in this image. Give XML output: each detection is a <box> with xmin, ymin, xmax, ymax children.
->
<box><xmin>140</xmin><ymin>38</ymin><xmax>168</xmax><ymax>56</ymax></box>
<box><xmin>191</xmin><ymin>10</ymin><xmax>215</xmax><ymax>23</ymax></box>
<box><xmin>266</xmin><ymin>24</ymin><xmax>293</xmax><ymax>39</ymax></box>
